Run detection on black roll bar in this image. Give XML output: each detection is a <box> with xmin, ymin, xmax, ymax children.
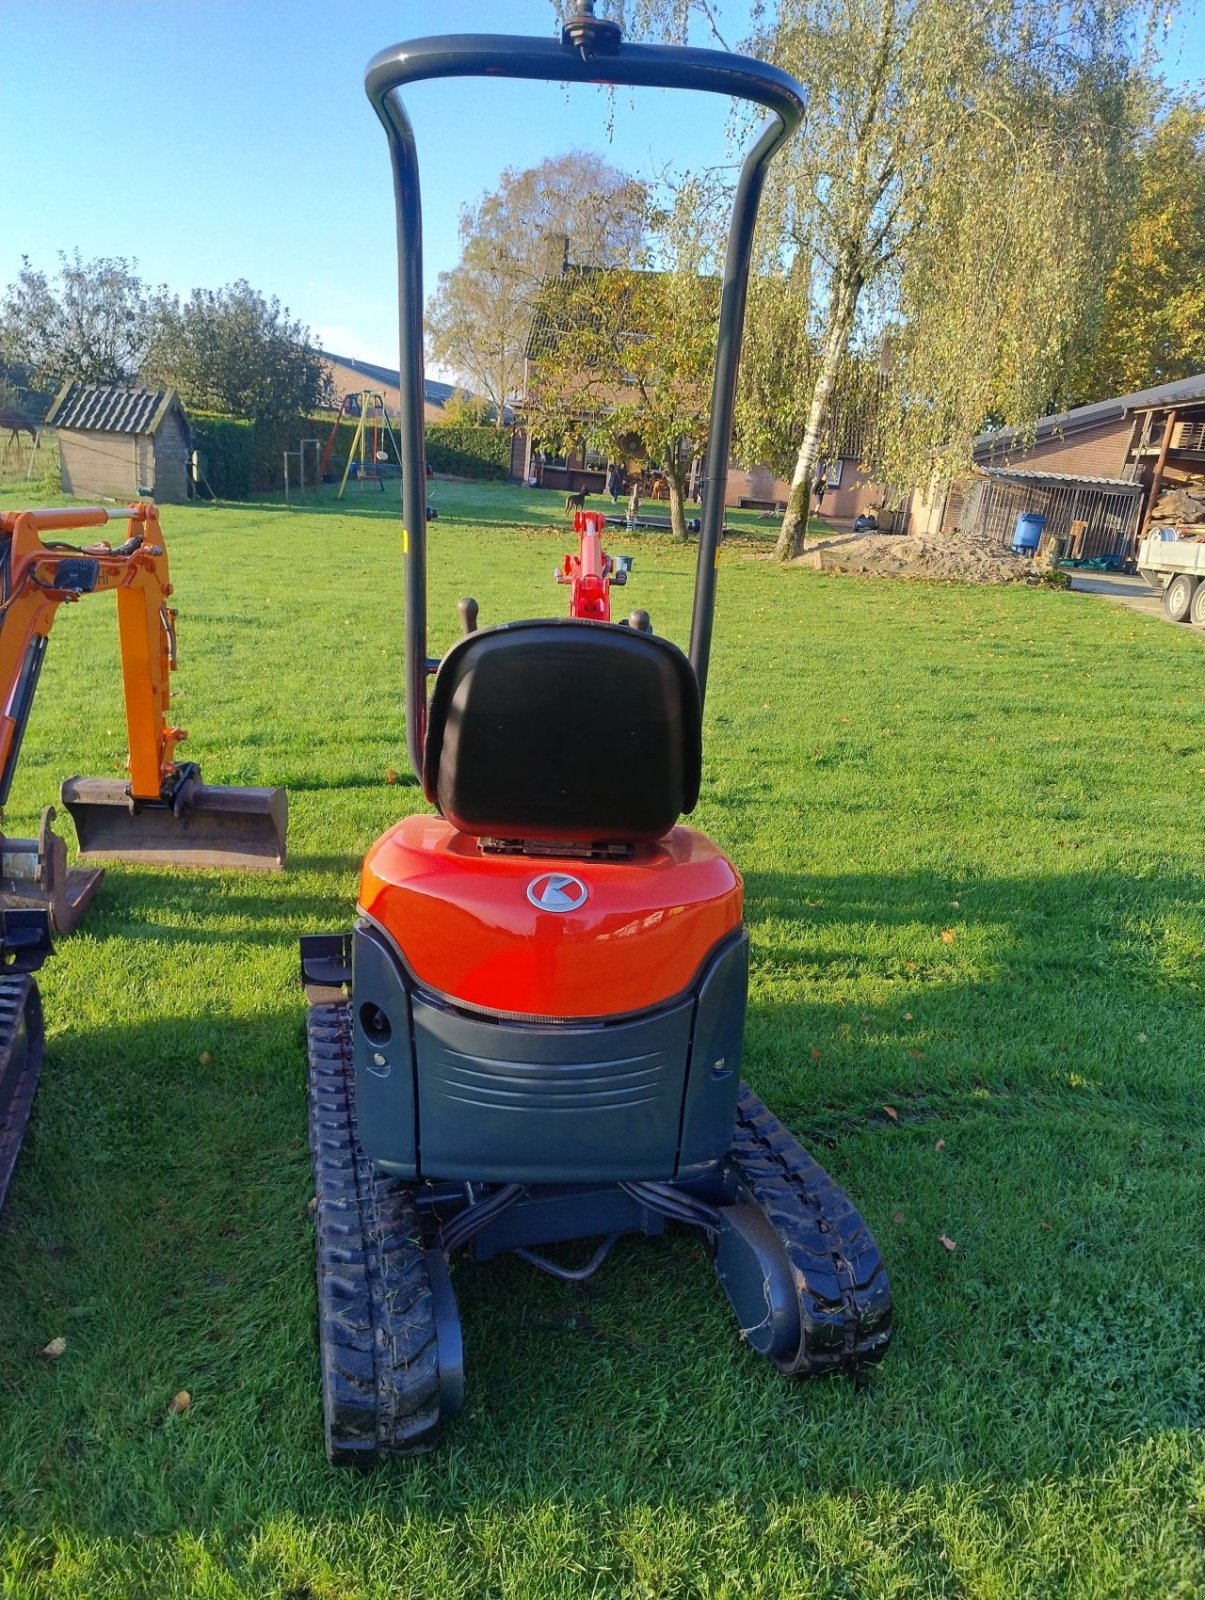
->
<box><xmin>366</xmin><ymin>29</ymin><xmax>805</xmax><ymax>779</ymax></box>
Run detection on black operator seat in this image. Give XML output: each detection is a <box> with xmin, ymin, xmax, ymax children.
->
<box><xmin>424</xmin><ymin>619</ymin><xmax>702</xmax><ymax>843</ymax></box>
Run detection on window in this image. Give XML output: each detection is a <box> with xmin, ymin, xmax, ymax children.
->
<box><xmin>825</xmin><ymin>459</ymin><xmax>843</xmax><ymax>490</ymax></box>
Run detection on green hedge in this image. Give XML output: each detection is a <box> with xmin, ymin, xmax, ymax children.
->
<box><xmin>190</xmin><ymin>413</ymin><xmax>256</xmax><ymax>499</ymax></box>
<box><xmin>425</xmin><ymin>424</ymin><xmax>510</xmax><ymax>480</ymax></box>
<box><xmin>253</xmin><ymin>417</ymin><xmax>322</xmax><ymax>492</ymax></box>
<box><xmin>313</xmin><ymin>417</ymin><xmax>399</xmax><ymax>479</ymax></box>
<box><xmin>311</xmin><ymin>420</ymin><xmax>509</xmax><ymax>482</ymax></box>
<box><xmin>191</xmin><ymin>414</ymin><xmax>337</xmax><ymax>498</ymax></box>
<box><xmin>190</xmin><ymin>414</ymin><xmax>511</xmax><ymax>498</ymax></box>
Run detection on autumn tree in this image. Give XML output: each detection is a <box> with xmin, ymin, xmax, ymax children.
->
<box><xmin>609</xmin><ymin>0</ymin><xmax>1161</xmax><ymax>557</ymax></box>
<box><xmin>1069</xmin><ymin>98</ymin><xmax>1205</xmax><ymax>402</ymax></box>
<box><xmin>143</xmin><ymin>281</ymin><xmax>329</xmax><ymax>422</ymax></box>
<box><xmin>0</xmin><ymin>251</ymin><xmax>156</xmax><ymax>386</ymax></box>
<box><xmin>440</xmin><ymin>387</ymin><xmax>493</xmax><ymax>426</ymax></box>
<box><xmin>526</xmin><ymin>182</ymin><xmax>717</xmax><ymax>540</ymax></box>
<box><xmin>427</xmin><ymin>151</ymin><xmax>650</xmax><ymax>426</ymax></box>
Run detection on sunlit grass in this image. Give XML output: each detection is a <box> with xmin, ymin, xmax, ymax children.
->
<box><xmin>0</xmin><ymin>481</ymin><xmax>1201</xmax><ymax>1599</ymax></box>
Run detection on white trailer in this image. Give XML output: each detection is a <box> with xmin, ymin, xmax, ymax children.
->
<box><xmin>1137</xmin><ymin>531</ymin><xmax>1205</xmax><ymax>626</ymax></box>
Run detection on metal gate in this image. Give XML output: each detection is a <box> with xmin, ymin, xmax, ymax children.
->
<box><xmin>956</xmin><ymin>469</ymin><xmax>1144</xmax><ymax>563</ymax></box>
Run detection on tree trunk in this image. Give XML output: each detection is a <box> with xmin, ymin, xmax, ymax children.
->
<box><xmin>664</xmin><ymin>451</ymin><xmax>690</xmax><ymax>541</ymax></box>
<box><xmin>774</xmin><ymin>272</ymin><xmax>857</xmax><ymax>562</ymax></box>
<box><xmin>773</xmin><ymin>0</ymin><xmax>894</xmax><ymax>565</ymax></box>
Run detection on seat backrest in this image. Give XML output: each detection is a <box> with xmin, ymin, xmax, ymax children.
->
<box><xmin>423</xmin><ymin>619</ymin><xmax>701</xmax><ymax>842</ymax></box>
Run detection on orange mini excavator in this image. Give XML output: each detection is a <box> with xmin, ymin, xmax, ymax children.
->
<box><xmin>0</xmin><ymin>499</ymin><xmax>287</xmax><ymax>1211</ymax></box>
<box><xmin>298</xmin><ymin>11</ymin><xmax>890</xmax><ymax>1467</ymax></box>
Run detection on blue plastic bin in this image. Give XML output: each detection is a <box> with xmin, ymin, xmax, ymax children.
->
<box><xmin>1012</xmin><ymin>512</ymin><xmax>1046</xmax><ymax>553</ymax></box>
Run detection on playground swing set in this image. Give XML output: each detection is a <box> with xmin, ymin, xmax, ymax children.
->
<box><xmin>317</xmin><ymin>390</ymin><xmax>400</xmax><ymax>499</ymax></box>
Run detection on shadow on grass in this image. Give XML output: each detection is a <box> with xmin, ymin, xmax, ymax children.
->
<box><xmin>0</xmin><ymin>864</ymin><xmax>1200</xmax><ymax>1540</ymax></box>
<box><xmin>47</xmin><ymin>871</ymin><xmax>348</xmax><ymax>946</ymax></box>
<box><xmin>281</xmin><ymin>771</ymin><xmax>421</xmax><ymax>793</ymax></box>
<box><xmin>739</xmin><ymin>864</ymin><xmax>1196</xmax><ymax>1088</ymax></box>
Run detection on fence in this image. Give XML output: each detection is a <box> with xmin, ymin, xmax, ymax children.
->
<box><xmin>0</xmin><ymin>428</ymin><xmax>58</xmax><ymax>490</ymax></box>
<box><xmin>957</xmin><ymin>470</ymin><xmax>1144</xmax><ymax>563</ymax></box>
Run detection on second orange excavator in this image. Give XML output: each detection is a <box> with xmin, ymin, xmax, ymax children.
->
<box><xmin>0</xmin><ymin>498</ymin><xmax>287</xmax><ymax>1211</ymax></box>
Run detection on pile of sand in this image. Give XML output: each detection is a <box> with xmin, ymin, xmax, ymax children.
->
<box><xmin>794</xmin><ymin>526</ymin><xmax>1047</xmax><ymax>584</ymax></box>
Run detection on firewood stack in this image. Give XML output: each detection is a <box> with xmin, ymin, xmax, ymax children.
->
<box><xmin>1148</xmin><ymin>470</ymin><xmax>1205</xmax><ymax>536</ymax></box>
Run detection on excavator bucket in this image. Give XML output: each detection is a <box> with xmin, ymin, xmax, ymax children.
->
<box><xmin>0</xmin><ymin>808</ymin><xmax>103</xmax><ymax>935</ymax></box>
<box><xmin>61</xmin><ymin>773</ymin><xmax>288</xmax><ymax>873</ymax></box>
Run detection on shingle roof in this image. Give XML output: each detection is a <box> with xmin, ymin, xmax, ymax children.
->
<box><xmin>44</xmin><ymin>382</ymin><xmax>180</xmax><ymax>435</ymax></box>
<box><xmin>974</xmin><ymin>372</ymin><xmax>1205</xmax><ymax>457</ymax></box>
<box><xmin>523</xmin><ymin>264</ymin><xmax>671</xmax><ymax>362</ymax></box>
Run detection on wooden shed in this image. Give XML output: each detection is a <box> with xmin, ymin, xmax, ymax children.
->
<box><xmin>44</xmin><ymin>383</ymin><xmax>191</xmax><ymax>504</ymax></box>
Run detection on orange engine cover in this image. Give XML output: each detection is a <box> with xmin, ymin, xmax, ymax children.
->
<box><xmin>359</xmin><ymin>815</ymin><xmax>743</xmax><ymax>1021</ymax></box>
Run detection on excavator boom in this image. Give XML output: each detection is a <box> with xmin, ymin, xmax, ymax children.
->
<box><xmin>0</xmin><ymin>502</ymin><xmax>287</xmax><ymax>884</ymax></box>
<box><xmin>0</xmin><ymin>499</ymin><xmax>286</xmax><ymax>1215</ymax></box>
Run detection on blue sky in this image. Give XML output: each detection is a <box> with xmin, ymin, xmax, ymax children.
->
<box><xmin>2</xmin><ymin>1</ymin><xmax>1202</xmax><ymax>373</ymax></box>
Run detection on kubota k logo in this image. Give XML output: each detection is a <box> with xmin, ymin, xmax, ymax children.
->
<box><xmin>526</xmin><ymin>872</ymin><xmax>588</xmax><ymax>912</ymax></box>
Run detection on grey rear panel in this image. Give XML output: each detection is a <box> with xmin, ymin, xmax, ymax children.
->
<box><xmin>351</xmin><ymin>919</ymin><xmax>747</xmax><ymax>1183</ymax></box>
<box><xmin>412</xmin><ymin>993</ymin><xmax>693</xmax><ymax>1182</ymax></box>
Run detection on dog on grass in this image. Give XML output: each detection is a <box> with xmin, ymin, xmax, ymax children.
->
<box><xmin>564</xmin><ymin>489</ymin><xmax>587</xmax><ymax>513</ymax></box>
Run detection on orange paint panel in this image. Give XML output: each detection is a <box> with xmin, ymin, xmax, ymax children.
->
<box><xmin>359</xmin><ymin>816</ymin><xmax>743</xmax><ymax>1019</ymax></box>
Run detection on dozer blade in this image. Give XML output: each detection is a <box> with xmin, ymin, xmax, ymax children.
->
<box><xmin>61</xmin><ymin>774</ymin><xmax>288</xmax><ymax>872</ymax></box>
<box><xmin>0</xmin><ymin>808</ymin><xmax>103</xmax><ymax>935</ymax></box>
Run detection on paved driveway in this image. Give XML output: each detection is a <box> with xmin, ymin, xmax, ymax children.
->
<box><xmin>1069</xmin><ymin>571</ymin><xmax>1171</xmax><ymax>624</ymax></box>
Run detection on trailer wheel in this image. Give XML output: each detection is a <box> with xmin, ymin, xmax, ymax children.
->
<box><xmin>1163</xmin><ymin>572</ymin><xmax>1197</xmax><ymax>622</ymax></box>
<box><xmin>1191</xmin><ymin>580</ymin><xmax>1205</xmax><ymax>629</ymax></box>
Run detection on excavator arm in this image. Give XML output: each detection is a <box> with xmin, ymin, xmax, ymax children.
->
<box><xmin>0</xmin><ymin>499</ymin><xmax>286</xmax><ymax>1218</ymax></box>
<box><xmin>0</xmin><ymin>502</ymin><xmax>184</xmax><ymax>804</ymax></box>
<box><xmin>0</xmin><ymin>501</ymin><xmax>286</xmax><ymax>897</ymax></box>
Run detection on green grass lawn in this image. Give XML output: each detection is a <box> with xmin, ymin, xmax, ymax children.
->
<box><xmin>0</xmin><ymin>480</ymin><xmax>1201</xmax><ymax>1599</ymax></box>
<box><xmin>382</xmin><ymin>475</ymin><xmax>813</xmax><ymax>542</ymax></box>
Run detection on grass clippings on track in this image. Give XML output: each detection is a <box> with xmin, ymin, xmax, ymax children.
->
<box><xmin>0</xmin><ymin>480</ymin><xmax>1201</xmax><ymax>1599</ymax></box>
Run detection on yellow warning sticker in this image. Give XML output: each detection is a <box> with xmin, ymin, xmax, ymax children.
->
<box><xmin>401</xmin><ymin>527</ymin><xmax>409</xmax><ymax>553</ymax></box>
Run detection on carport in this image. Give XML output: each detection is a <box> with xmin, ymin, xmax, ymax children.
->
<box><xmin>958</xmin><ymin>468</ymin><xmax>1144</xmax><ymax>563</ymax></box>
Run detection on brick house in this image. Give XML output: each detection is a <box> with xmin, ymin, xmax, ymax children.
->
<box><xmin>975</xmin><ymin>372</ymin><xmax>1205</xmax><ymax>478</ymax></box>
<box><xmin>911</xmin><ymin>372</ymin><xmax>1205</xmax><ymax>560</ymax></box>
<box><xmin>319</xmin><ymin>350</ymin><xmax>456</xmax><ymax>425</ymax></box>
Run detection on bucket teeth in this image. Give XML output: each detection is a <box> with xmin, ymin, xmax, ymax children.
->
<box><xmin>60</xmin><ymin>775</ymin><xmax>287</xmax><ymax>872</ymax></box>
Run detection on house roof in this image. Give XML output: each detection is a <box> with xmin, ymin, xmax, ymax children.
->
<box><xmin>319</xmin><ymin>350</ymin><xmax>455</xmax><ymax>410</ymax></box>
<box><xmin>44</xmin><ymin>382</ymin><xmax>181</xmax><ymax>435</ymax></box>
<box><xmin>974</xmin><ymin>372</ymin><xmax>1205</xmax><ymax>457</ymax></box>
<box><xmin>983</xmin><ymin>466</ymin><xmax>1142</xmax><ymax>492</ymax></box>
<box><xmin>524</xmin><ymin>264</ymin><xmax>680</xmax><ymax>363</ymax></box>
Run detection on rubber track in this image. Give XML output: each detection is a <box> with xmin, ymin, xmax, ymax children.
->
<box><xmin>0</xmin><ymin>976</ymin><xmax>43</xmax><ymax>1216</ymax></box>
<box><xmin>730</xmin><ymin>1084</ymin><xmax>893</xmax><ymax>1374</ymax></box>
<box><xmin>306</xmin><ymin>1000</ymin><xmax>443</xmax><ymax>1463</ymax></box>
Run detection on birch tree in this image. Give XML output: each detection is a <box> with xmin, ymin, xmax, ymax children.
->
<box><xmin>588</xmin><ymin>0</ymin><xmax>1162</xmax><ymax>557</ymax></box>
<box><xmin>1068</xmin><ymin>98</ymin><xmax>1205</xmax><ymax>401</ymax></box>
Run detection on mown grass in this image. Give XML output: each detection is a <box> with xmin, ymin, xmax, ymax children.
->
<box><xmin>0</xmin><ymin>480</ymin><xmax>1201</xmax><ymax>1599</ymax></box>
